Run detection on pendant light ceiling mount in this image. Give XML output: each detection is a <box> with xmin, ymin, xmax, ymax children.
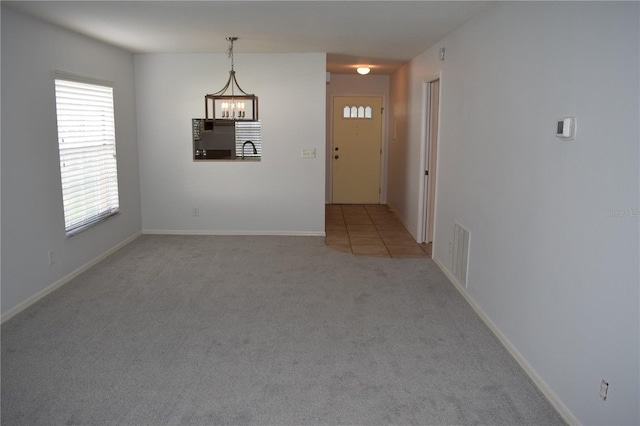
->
<box><xmin>205</xmin><ymin>36</ymin><xmax>258</xmax><ymax>121</ymax></box>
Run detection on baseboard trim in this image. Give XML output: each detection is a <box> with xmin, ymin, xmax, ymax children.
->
<box><xmin>1</xmin><ymin>231</ymin><xmax>142</xmax><ymax>324</ymax></box>
<box><xmin>431</xmin><ymin>255</ymin><xmax>580</xmax><ymax>426</ymax></box>
<box><xmin>142</xmin><ymin>229</ymin><xmax>326</xmax><ymax>237</ymax></box>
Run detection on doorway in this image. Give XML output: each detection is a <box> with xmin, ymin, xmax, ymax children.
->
<box><xmin>422</xmin><ymin>78</ymin><xmax>440</xmax><ymax>244</ymax></box>
<box><xmin>332</xmin><ymin>96</ymin><xmax>383</xmax><ymax>204</ymax></box>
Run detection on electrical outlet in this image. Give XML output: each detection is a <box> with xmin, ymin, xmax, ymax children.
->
<box><xmin>599</xmin><ymin>378</ymin><xmax>609</xmax><ymax>401</ymax></box>
<box><xmin>48</xmin><ymin>250</ymin><xmax>54</xmax><ymax>266</ymax></box>
<box><xmin>448</xmin><ymin>240</ymin><xmax>453</xmax><ymax>254</ymax></box>
<box><xmin>192</xmin><ymin>207</ymin><xmax>199</xmax><ymax>217</ymax></box>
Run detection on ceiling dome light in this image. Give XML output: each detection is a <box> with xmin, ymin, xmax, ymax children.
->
<box><xmin>356</xmin><ymin>67</ymin><xmax>371</xmax><ymax>75</ymax></box>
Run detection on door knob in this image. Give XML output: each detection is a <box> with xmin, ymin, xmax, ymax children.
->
<box><xmin>334</xmin><ymin>155</ymin><xmax>339</xmax><ymax>159</ymax></box>
<box><xmin>335</xmin><ymin>147</ymin><xmax>339</xmax><ymax>151</ymax></box>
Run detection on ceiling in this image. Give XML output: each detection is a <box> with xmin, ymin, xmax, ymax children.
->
<box><xmin>3</xmin><ymin>1</ymin><xmax>494</xmax><ymax>75</ymax></box>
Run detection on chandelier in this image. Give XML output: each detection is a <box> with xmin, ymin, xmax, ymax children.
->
<box><xmin>205</xmin><ymin>37</ymin><xmax>258</xmax><ymax>121</ymax></box>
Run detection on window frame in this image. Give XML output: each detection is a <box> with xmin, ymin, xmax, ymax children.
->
<box><xmin>53</xmin><ymin>71</ymin><xmax>120</xmax><ymax>237</ymax></box>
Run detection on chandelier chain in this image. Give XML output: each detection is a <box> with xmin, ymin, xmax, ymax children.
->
<box><xmin>227</xmin><ymin>38</ymin><xmax>235</xmax><ymax>72</ymax></box>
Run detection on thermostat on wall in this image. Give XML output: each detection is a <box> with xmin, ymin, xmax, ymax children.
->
<box><xmin>556</xmin><ymin>116</ymin><xmax>576</xmax><ymax>141</ymax></box>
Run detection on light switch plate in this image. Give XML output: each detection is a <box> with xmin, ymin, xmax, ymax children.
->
<box><xmin>302</xmin><ymin>148</ymin><xmax>316</xmax><ymax>158</ymax></box>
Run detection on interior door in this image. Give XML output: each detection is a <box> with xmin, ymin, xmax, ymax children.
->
<box><xmin>332</xmin><ymin>96</ymin><xmax>382</xmax><ymax>204</ymax></box>
<box><xmin>424</xmin><ymin>80</ymin><xmax>439</xmax><ymax>243</ymax></box>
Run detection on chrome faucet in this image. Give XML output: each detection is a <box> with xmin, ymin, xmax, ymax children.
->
<box><xmin>242</xmin><ymin>141</ymin><xmax>257</xmax><ymax>159</ymax></box>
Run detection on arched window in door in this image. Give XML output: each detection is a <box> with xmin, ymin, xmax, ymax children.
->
<box><xmin>343</xmin><ymin>104</ymin><xmax>374</xmax><ymax>119</ymax></box>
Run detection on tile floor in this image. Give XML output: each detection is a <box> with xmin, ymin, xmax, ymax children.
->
<box><xmin>325</xmin><ymin>204</ymin><xmax>432</xmax><ymax>258</ymax></box>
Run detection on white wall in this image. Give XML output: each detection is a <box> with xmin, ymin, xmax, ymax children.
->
<box><xmin>1</xmin><ymin>8</ymin><xmax>142</xmax><ymax>317</ymax></box>
<box><xmin>325</xmin><ymin>74</ymin><xmax>390</xmax><ymax>203</ymax></box>
<box><xmin>387</xmin><ymin>66</ymin><xmax>411</xmax><ymax>222</ymax></box>
<box><xmin>389</xmin><ymin>2</ymin><xmax>639</xmax><ymax>424</ymax></box>
<box><xmin>135</xmin><ymin>53</ymin><xmax>326</xmax><ymax>234</ymax></box>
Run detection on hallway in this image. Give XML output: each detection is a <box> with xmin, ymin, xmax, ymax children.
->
<box><xmin>325</xmin><ymin>204</ymin><xmax>431</xmax><ymax>258</ymax></box>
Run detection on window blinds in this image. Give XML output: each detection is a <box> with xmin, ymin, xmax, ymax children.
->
<box><xmin>54</xmin><ymin>77</ymin><xmax>120</xmax><ymax>236</ymax></box>
<box><xmin>235</xmin><ymin>121</ymin><xmax>262</xmax><ymax>158</ymax></box>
